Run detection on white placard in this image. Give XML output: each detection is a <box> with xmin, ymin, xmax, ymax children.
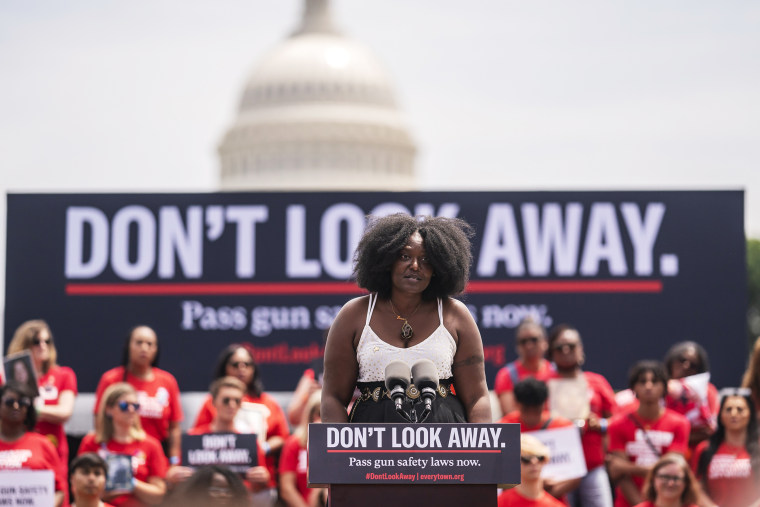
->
<box><xmin>530</xmin><ymin>426</ymin><xmax>587</xmax><ymax>481</ymax></box>
<box><xmin>0</xmin><ymin>469</ymin><xmax>55</xmax><ymax>506</ymax></box>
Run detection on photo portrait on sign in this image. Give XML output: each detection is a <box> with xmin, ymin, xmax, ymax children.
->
<box><xmin>3</xmin><ymin>351</ymin><xmax>39</xmax><ymax>397</ymax></box>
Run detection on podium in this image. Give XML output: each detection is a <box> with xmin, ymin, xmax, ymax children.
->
<box><xmin>308</xmin><ymin>423</ymin><xmax>520</xmax><ymax>507</ymax></box>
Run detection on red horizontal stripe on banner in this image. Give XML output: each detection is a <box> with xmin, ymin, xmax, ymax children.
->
<box><xmin>65</xmin><ymin>279</ymin><xmax>662</xmax><ymax>296</ymax></box>
<box><xmin>326</xmin><ymin>449</ymin><xmax>502</xmax><ymax>453</ymax></box>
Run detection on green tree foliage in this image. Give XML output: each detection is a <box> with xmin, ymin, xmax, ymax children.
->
<box><xmin>748</xmin><ymin>238</ymin><xmax>760</xmax><ymax>340</ymax></box>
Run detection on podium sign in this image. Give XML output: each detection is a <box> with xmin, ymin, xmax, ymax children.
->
<box><xmin>308</xmin><ymin>423</ymin><xmax>520</xmax><ymax>487</ymax></box>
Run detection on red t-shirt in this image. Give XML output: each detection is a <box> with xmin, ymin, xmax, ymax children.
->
<box><xmin>192</xmin><ymin>392</ymin><xmax>289</xmax><ymax>487</ymax></box>
<box><xmin>547</xmin><ymin>370</ymin><xmax>618</xmax><ymax>470</ymax></box>
<box><xmin>494</xmin><ymin>359</ymin><xmax>555</xmax><ymax>395</ymax></box>
<box><xmin>279</xmin><ymin>435</ymin><xmax>310</xmax><ymax>503</ymax></box>
<box><xmin>691</xmin><ymin>441</ymin><xmax>758</xmax><ymax>507</ymax></box>
<box><xmin>94</xmin><ymin>367</ymin><xmax>183</xmax><ymax>443</ymax></box>
<box><xmin>608</xmin><ymin>409</ymin><xmax>690</xmax><ymax>507</ymax></box>
<box><xmin>498</xmin><ymin>488</ymin><xmax>566</xmax><ymax>507</ymax></box>
<box><xmin>499</xmin><ymin>410</ymin><xmax>573</xmax><ymax>431</ymax></box>
<box><xmin>36</xmin><ymin>365</ymin><xmax>78</xmax><ymax>463</ymax></box>
<box><xmin>78</xmin><ymin>432</ymin><xmax>168</xmax><ymax>507</ymax></box>
<box><xmin>0</xmin><ymin>431</ymin><xmax>66</xmax><ymax>493</ymax></box>
<box><xmin>633</xmin><ymin>503</ymin><xmax>698</xmax><ymax>507</ymax></box>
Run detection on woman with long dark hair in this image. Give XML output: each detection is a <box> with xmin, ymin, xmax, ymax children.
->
<box><xmin>692</xmin><ymin>389</ymin><xmax>760</xmax><ymax>507</ymax></box>
<box><xmin>93</xmin><ymin>325</ymin><xmax>183</xmax><ymax>464</ymax></box>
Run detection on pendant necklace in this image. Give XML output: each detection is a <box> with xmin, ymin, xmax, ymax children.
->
<box><xmin>389</xmin><ymin>299</ymin><xmax>422</xmax><ymax>342</ymax></box>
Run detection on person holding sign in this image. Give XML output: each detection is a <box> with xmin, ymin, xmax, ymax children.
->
<box><xmin>0</xmin><ymin>381</ymin><xmax>66</xmax><ymax>506</ymax></box>
<box><xmin>607</xmin><ymin>361</ymin><xmax>690</xmax><ymax>507</ymax></box>
<box><xmin>692</xmin><ymin>389</ymin><xmax>760</xmax><ymax>507</ymax></box>
<box><xmin>7</xmin><ymin>320</ymin><xmax>78</xmax><ymax>469</ymax></box>
<box><xmin>79</xmin><ymin>382</ymin><xmax>168</xmax><ymax>506</ymax></box>
<box><xmin>634</xmin><ymin>453</ymin><xmax>700</xmax><ymax>507</ymax></box>
<box><xmin>172</xmin><ymin>377</ymin><xmax>270</xmax><ymax>505</ymax></box>
<box><xmin>94</xmin><ymin>325</ymin><xmax>184</xmax><ymax>464</ymax></box>
<box><xmin>497</xmin><ymin>433</ymin><xmax>565</xmax><ymax>507</ymax></box>
<box><xmin>322</xmin><ymin>214</ymin><xmax>491</xmax><ymax>424</ymax></box>
<box><xmin>547</xmin><ymin>324</ymin><xmax>618</xmax><ymax>507</ymax></box>
<box><xmin>70</xmin><ymin>453</ymin><xmax>112</xmax><ymax>507</ymax></box>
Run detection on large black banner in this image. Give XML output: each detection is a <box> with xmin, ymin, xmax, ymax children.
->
<box><xmin>3</xmin><ymin>191</ymin><xmax>745</xmax><ymax>392</ymax></box>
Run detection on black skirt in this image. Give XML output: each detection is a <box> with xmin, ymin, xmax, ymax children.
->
<box><xmin>349</xmin><ymin>379</ymin><xmax>467</xmax><ymax>423</ymax></box>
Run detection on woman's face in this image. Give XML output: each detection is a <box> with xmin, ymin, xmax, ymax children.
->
<box><xmin>106</xmin><ymin>393</ymin><xmax>140</xmax><ymax>429</ymax></box>
<box><xmin>13</xmin><ymin>361</ymin><xmax>30</xmax><ymax>384</ymax></box>
<box><xmin>721</xmin><ymin>395</ymin><xmax>751</xmax><ymax>433</ymax></box>
<box><xmin>670</xmin><ymin>346</ymin><xmax>700</xmax><ymax>379</ymax></box>
<box><xmin>551</xmin><ymin>329</ymin><xmax>583</xmax><ymax>369</ymax></box>
<box><xmin>29</xmin><ymin>328</ymin><xmax>52</xmax><ymax>366</ymax></box>
<box><xmin>515</xmin><ymin>324</ymin><xmax>547</xmax><ymax>361</ymax></box>
<box><xmin>0</xmin><ymin>390</ymin><xmax>31</xmax><ymax>425</ymax></box>
<box><xmin>390</xmin><ymin>232</ymin><xmax>433</xmax><ymax>295</ymax></box>
<box><xmin>653</xmin><ymin>462</ymin><xmax>686</xmax><ymax>502</ymax></box>
<box><xmin>225</xmin><ymin>348</ymin><xmax>254</xmax><ymax>386</ymax></box>
<box><xmin>519</xmin><ymin>453</ymin><xmax>547</xmax><ymax>482</ymax></box>
<box><xmin>128</xmin><ymin>326</ymin><xmax>158</xmax><ymax>368</ymax></box>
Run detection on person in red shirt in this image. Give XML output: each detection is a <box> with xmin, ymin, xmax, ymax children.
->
<box><xmin>192</xmin><ymin>342</ymin><xmax>289</xmax><ymax>505</ymax></box>
<box><xmin>547</xmin><ymin>324</ymin><xmax>618</xmax><ymax>507</ymax></box>
<box><xmin>79</xmin><ymin>382</ymin><xmax>168</xmax><ymax>507</ymax></box>
<box><xmin>70</xmin><ymin>453</ymin><xmax>114</xmax><ymax>507</ymax></box>
<box><xmin>692</xmin><ymin>389</ymin><xmax>760</xmax><ymax>507</ymax></box>
<box><xmin>608</xmin><ymin>361</ymin><xmax>691</xmax><ymax>507</ymax></box>
<box><xmin>280</xmin><ymin>390</ymin><xmax>326</xmax><ymax>507</ymax></box>
<box><xmin>0</xmin><ymin>381</ymin><xmax>66</xmax><ymax>507</ymax></box>
<box><xmin>93</xmin><ymin>326</ymin><xmax>183</xmax><ymax>464</ymax></box>
<box><xmin>168</xmin><ymin>376</ymin><xmax>269</xmax><ymax>502</ymax></box>
<box><xmin>494</xmin><ymin>317</ymin><xmax>556</xmax><ymax>416</ymax></box>
<box><xmin>634</xmin><ymin>453</ymin><xmax>700</xmax><ymax>507</ymax></box>
<box><xmin>498</xmin><ymin>433</ymin><xmax>566</xmax><ymax>507</ymax></box>
<box><xmin>7</xmin><ymin>320</ymin><xmax>78</xmax><ymax>468</ymax></box>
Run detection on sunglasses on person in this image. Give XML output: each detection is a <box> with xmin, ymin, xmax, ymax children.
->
<box><xmin>2</xmin><ymin>397</ymin><xmax>32</xmax><ymax>408</ymax></box>
<box><xmin>520</xmin><ymin>455</ymin><xmax>547</xmax><ymax>464</ymax></box>
<box><xmin>31</xmin><ymin>337</ymin><xmax>51</xmax><ymax>346</ymax></box>
<box><xmin>655</xmin><ymin>474</ymin><xmax>685</xmax><ymax>484</ymax></box>
<box><xmin>229</xmin><ymin>361</ymin><xmax>253</xmax><ymax>369</ymax></box>
<box><xmin>117</xmin><ymin>401</ymin><xmax>140</xmax><ymax>412</ymax></box>
<box><xmin>552</xmin><ymin>342</ymin><xmax>577</xmax><ymax>352</ymax></box>
<box><xmin>220</xmin><ymin>397</ymin><xmax>242</xmax><ymax>407</ymax></box>
<box><xmin>517</xmin><ymin>336</ymin><xmax>540</xmax><ymax>346</ymax></box>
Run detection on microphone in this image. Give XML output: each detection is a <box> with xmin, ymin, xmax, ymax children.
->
<box><xmin>385</xmin><ymin>361</ymin><xmax>412</xmax><ymax>421</ymax></box>
<box><xmin>411</xmin><ymin>359</ymin><xmax>439</xmax><ymax>423</ymax></box>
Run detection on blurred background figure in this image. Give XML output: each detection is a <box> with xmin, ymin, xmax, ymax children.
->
<box><xmin>692</xmin><ymin>388</ymin><xmax>760</xmax><ymax>507</ymax></box>
<box><xmin>8</xmin><ymin>319</ymin><xmax>77</xmax><ymax>470</ymax></box>
<box><xmin>79</xmin><ymin>382</ymin><xmax>168</xmax><ymax>506</ymax></box>
<box><xmin>0</xmin><ymin>381</ymin><xmax>66</xmax><ymax>506</ymax></box>
<box><xmin>286</xmin><ymin>329</ymin><xmax>326</xmax><ymax>427</ymax></box>
<box><xmin>547</xmin><ymin>324</ymin><xmax>617</xmax><ymax>507</ymax></box>
<box><xmin>94</xmin><ymin>325</ymin><xmax>183</xmax><ymax>463</ymax></box>
<box><xmin>663</xmin><ymin>341</ymin><xmax>719</xmax><ymax>450</ymax></box>
<box><xmin>634</xmin><ymin>453</ymin><xmax>699</xmax><ymax>507</ymax></box>
<box><xmin>494</xmin><ymin>316</ymin><xmax>555</xmax><ymax>416</ymax></box>
<box><xmin>498</xmin><ymin>433</ymin><xmax>565</xmax><ymax>507</ymax></box>
<box><xmin>69</xmin><ymin>452</ymin><xmax>110</xmax><ymax>507</ymax></box>
<box><xmin>742</xmin><ymin>336</ymin><xmax>760</xmax><ymax>419</ymax></box>
<box><xmin>192</xmin><ymin>343</ymin><xmax>288</xmax><ymax>506</ymax></box>
<box><xmin>164</xmin><ymin>466</ymin><xmax>250</xmax><ymax>507</ymax></box>
<box><xmin>280</xmin><ymin>390</ymin><xmax>326</xmax><ymax>507</ymax></box>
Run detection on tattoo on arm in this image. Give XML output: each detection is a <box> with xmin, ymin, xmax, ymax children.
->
<box><xmin>452</xmin><ymin>354</ymin><xmax>484</xmax><ymax>369</ymax></box>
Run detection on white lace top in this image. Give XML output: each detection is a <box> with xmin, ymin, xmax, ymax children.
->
<box><xmin>356</xmin><ymin>293</ymin><xmax>457</xmax><ymax>382</ymax></box>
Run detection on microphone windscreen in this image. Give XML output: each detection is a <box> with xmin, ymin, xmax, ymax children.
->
<box><xmin>384</xmin><ymin>360</ymin><xmax>411</xmax><ymax>391</ymax></box>
<box><xmin>411</xmin><ymin>359</ymin><xmax>439</xmax><ymax>390</ymax></box>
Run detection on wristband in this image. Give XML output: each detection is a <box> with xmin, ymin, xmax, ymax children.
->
<box><xmin>262</xmin><ymin>441</ymin><xmax>271</xmax><ymax>455</ymax></box>
<box><xmin>599</xmin><ymin>417</ymin><xmax>608</xmax><ymax>434</ymax></box>
<box><xmin>169</xmin><ymin>456</ymin><xmax>180</xmax><ymax>466</ymax></box>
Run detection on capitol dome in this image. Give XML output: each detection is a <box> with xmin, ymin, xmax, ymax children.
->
<box><xmin>218</xmin><ymin>0</ymin><xmax>417</xmax><ymax>190</ymax></box>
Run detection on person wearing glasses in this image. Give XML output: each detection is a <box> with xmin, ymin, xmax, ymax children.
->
<box><xmin>498</xmin><ymin>433</ymin><xmax>565</xmax><ymax>507</ymax></box>
<box><xmin>547</xmin><ymin>324</ymin><xmax>618</xmax><ymax>507</ymax></box>
<box><xmin>192</xmin><ymin>343</ymin><xmax>288</xmax><ymax>506</ymax></box>
<box><xmin>164</xmin><ymin>465</ymin><xmax>250</xmax><ymax>507</ymax></box>
<box><xmin>692</xmin><ymin>389</ymin><xmax>760</xmax><ymax>507</ymax></box>
<box><xmin>8</xmin><ymin>320</ymin><xmax>78</xmax><ymax>469</ymax></box>
<box><xmin>0</xmin><ymin>381</ymin><xmax>66</xmax><ymax>506</ymax></box>
<box><xmin>494</xmin><ymin>316</ymin><xmax>556</xmax><ymax>416</ymax></box>
<box><xmin>634</xmin><ymin>453</ymin><xmax>699</xmax><ymax>507</ymax></box>
<box><xmin>169</xmin><ymin>377</ymin><xmax>269</xmax><ymax>503</ymax></box>
<box><xmin>93</xmin><ymin>326</ymin><xmax>183</xmax><ymax>465</ymax></box>
<box><xmin>79</xmin><ymin>382</ymin><xmax>168</xmax><ymax>507</ymax></box>
<box><xmin>607</xmin><ymin>361</ymin><xmax>691</xmax><ymax>507</ymax></box>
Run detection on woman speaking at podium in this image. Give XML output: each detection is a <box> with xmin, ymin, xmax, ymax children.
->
<box><xmin>321</xmin><ymin>214</ymin><xmax>491</xmax><ymax>424</ymax></box>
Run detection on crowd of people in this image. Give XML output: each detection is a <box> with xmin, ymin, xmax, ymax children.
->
<box><xmin>1</xmin><ymin>214</ymin><xmax>759</xmax><ymax>507</ymax></box>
